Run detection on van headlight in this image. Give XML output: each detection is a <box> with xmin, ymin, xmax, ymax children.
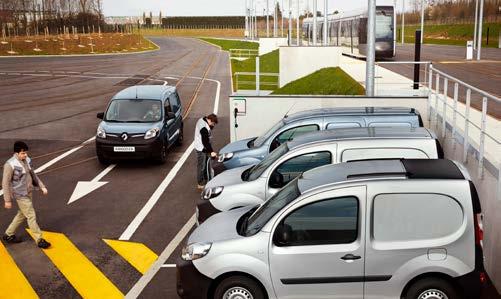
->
<box><xmin>144</xmin><ymin>128</ymin><xmax>159</xmax><ymax>140</ymax></box>
<box><xmin>217</xmin><ymin>152</ymin><xmax>234</xmax><ymax>163</ymax></box>
<box><xmin>202</xmin><ymin>186</ymin><xmax>224</xmax><ymax>200</ymax></box>
<box><xmin>97</xmin><ymin>126</ymin><xmax>106</xmax><ymax>139</ymax></box>
<box><xmin>181</xmin><ymin>242</ymin><xmax>212</xmax><ymax>261</ymax></box>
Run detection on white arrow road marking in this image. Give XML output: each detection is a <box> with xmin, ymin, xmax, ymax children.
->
<box><xmin>68</xmin><ymin>164</ymin><xmax>116</xmax><ymax>204</ymax></box>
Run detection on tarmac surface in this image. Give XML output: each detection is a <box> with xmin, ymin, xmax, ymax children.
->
<box><xmin>0</xmin><ymin>37</ymin><xmax>232</xmax><ymax>298</ymax></box>
<box><xmin>0</xmin><ymin>37</ymin><xmax>500</xmax><ymax>298</ymax></box>
<box><xmin>384</xmin><ymin>44</ymin><xmax>501</xmax><ymax>120</ymax></box>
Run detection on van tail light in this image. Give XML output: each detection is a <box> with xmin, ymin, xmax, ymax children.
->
<box><xmin>474</xmin><ymin>213</ymin><xmax>484</xmax><ymax>248</ymax></box>
<box><xmin>480</xmin><ymin>271</ymin><xmax>487</xmax><ymax>284</ymax></box>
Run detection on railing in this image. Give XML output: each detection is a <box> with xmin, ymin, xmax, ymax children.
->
<box><xmin>376</xmin><ymin>61</ymin><xmax>432</xmax><ymax>88</ymax></box>
<box><xmin>428</xmin><ymin>64</ymin><xmax>501</xmax><ymax>190</ymax></box>
<box><xmin>229</xmin><ymin>48</ymin><xmax>258</xmax><ymax>59</ymax></box>
<box><xmin>234</xmin><ymin>72</ymin><xmax>280</xmax><ymax>91</ymax></box>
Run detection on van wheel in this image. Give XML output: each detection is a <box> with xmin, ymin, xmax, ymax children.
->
<box><xmin>176</xmin><ymin>126</ymin><xmax>184</xmax><ymax>146</ymax></box>
<box><xmin>214</xmin><ymin>276</ymin><xmax>265</xmax><ymax>299</ymax></box>
<box><xmin>155</xmin><ymin>143</ymin><xmax>167</xmax><ymax>164</ymax></box>
<box><xmin>405</xmin><ymin>277</ymin><xmax>460</xmax><ymax>299</ymax></box>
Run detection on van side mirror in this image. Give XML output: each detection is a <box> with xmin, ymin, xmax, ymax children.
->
<box><xmin>274</xmin><ymin>223</ymin><xmax>292</xmax><ymax>246</ymax></box>
<box><xmin>166</xmin><ymin>112</ymin><xmax>176</xmax><ymax>120</ymax></box>
<box><xmin>97</xmin><ymin>112</ymin><xmax>104</xmax><ymax>119</ymax></box>
<box><xmin>269</xmin><ymin>172</ymin><xmax>284</xmax><ymax>189</ymax></box>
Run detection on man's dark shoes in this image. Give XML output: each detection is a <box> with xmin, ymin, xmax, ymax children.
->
<box><xmin>37</xmin><ymin>238</ymin><xmax>51</xmax><ymax>249</ymax></box>
<box><xmin>2</xmin><ymin>234</ymin><xmax>23</xmax><ymax>244</ymax></box>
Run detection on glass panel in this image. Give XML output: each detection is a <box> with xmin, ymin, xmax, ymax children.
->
<box><xmin>375</xmin><ymin>14</ymin><xmax>393</xmax><ymax>39</ymax></box>
<box><xmin>271</xmin><ymin>125</ymin><xmax>319</xmax><ymax>152</ymax></box>
<box><xmin>105</xmin><ymin>99</ymin><xmax>162</xmax><ymax>123</ymax></box>
<box><xmin>283</xmin><ymin>197</ymin><xmax>359</xmax><ymax>246</ymax></box>
<box><xmin>272</xmin><ymin>151</ymin><xmax>332</xmax><ymax>187</ymax></box>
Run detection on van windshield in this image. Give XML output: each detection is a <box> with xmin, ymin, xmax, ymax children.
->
<box><xmin>246</xmin><ymin>143</ymin><xmax>289</xmax><ymax>181</ymax></box>
<box><xmin>105</xmin><ymin>99</ymin><xmax>163</xmax><ymax>123</ymax></box>
<box><xmin>244</xmin><ymin>179</ymin><xmax>301</xmax><ymax>236</ymax></box>
<box><xmin>253</xmin><ymin>120</ymin><xmax>285</xmax><ymax>147</ymax></box>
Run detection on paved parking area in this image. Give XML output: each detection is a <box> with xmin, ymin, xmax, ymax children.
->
<box><xmin>0</xmin><ymin>37</ymin><xmax>232</xmax><ymax>298</ymax></box>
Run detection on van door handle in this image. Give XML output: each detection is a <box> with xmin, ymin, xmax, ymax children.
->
<box><xmin>341</xmin><ymin>254</ymin><xmax>361</xmax><ymax>261</ymax></box>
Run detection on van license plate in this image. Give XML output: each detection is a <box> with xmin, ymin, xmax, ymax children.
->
<box><xmin>113</xmin><ymin>146</ymin><xmax>135</xmax><ymax>152</ymax></box>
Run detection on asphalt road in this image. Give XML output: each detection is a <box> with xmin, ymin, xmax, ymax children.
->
<box><xmin>384</xmin><ymin>44</ymin><xmax>501</xmax><ymax>119</ymax></box>
<box><xmin>0</xmin><ymin>37</ymin><xmax>232</xmax><ymax>298</ymax></box>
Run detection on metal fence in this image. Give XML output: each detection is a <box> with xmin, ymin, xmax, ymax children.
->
<box><xmin>234</xmin><ymin>72</ymin><xmax>279</xmax><ymax>91</ymax></box>
<box><xmin>229</xmin><ymin>48</ymin><xmax>258</xmax><ymax>58</ymax></box>
<box><xmin>428</xmin><ymin>65</ymin><xmax>501</xmax><ymax>193</ymax></box>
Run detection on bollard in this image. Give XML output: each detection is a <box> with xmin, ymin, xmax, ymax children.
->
<box><xmin>413</xmin><ymin>30</ymin><xmax>422</xmax><ymax>90</ymax></box>
<box><xmin>256</xmin><ymin>56</ymin><xmax>260</xmax><ymax>94</ymax></box>
<box><xmin>499</xmin><ymin>31</ymin><xmax>501</xmax><ymax>49</ymax></box>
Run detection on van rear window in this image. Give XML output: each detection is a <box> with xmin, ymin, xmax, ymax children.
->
<box><xmin>373</xmin><ymin>193</ymin><xmax>463</xmax><ymax>244</ymax></box>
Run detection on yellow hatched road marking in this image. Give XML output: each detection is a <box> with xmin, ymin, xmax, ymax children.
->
<box><xmin>103</xmin><ymin>239</ymin><xmax>158</xmax><ymax>274</ymax></box>
<box><xmin>27</xmin><ymin>230</ymin><xmax>123</xmax><ymax>299</ymax></box>
<box><xmin>0</xmin><ymin>242</ymin><xmax>39</xmax><ymax>299</ymax></box>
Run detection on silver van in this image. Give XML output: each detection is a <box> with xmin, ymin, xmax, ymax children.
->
<box><xmin>197</xmin><ymin>127</ymin><xmax>442</xmax><ymax>224</ymax></box>
<box><xmin>177</xmin><ymin>159</ymin><xmax>485</xmax><ymax>299</ymax></box>
<box><xmin>217</xmin><ymin>107</ymin><xmax>424</xmax><ymax>170</ymax></box>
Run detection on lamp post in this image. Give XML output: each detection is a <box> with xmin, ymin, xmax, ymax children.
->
<box><xmin>313</xmin><ymin>0</ymin><xmax>317</xmax><ymax>45</ymax></box>
<box><xmin>420</xmin><ymin>0</ymin><xmax>425</xmax><ymax>44</ymax></box>
<box><xmin>366</xmin><ymin>0</ymin><xmax>376</xmax><ymax>96</ymax></box>
<box><xmin>323</xmin><ymin>0</ymin><xmax>328</xmax><ymax>46</ymax></box>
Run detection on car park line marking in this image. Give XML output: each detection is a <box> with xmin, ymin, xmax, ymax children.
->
<box><xmin>26</xmin><ymin>229</ymin><xmax>123</xmax><ymax>299</ymax></box>
<box><xmin>68</xmin><ymin>164</ymin><xmax>117</xmax><ymax>205</ymax></box>
<box><xmin>0</xmin><ymin>137</ymin><xmax>95</xmax><ymax>198</ymax></box>
<box><xmin>125</xmin><ymin>214</ymin><xmax>196</xmax><ymax>299</ymax></box>
<box><xmin>160</xmin><ymin>264</ymin><xmax>176</xmax><ymax>268</ymax></box>
<box><xmin>103</xmin><ymin>239</ymin><xmax>158</xmax><ymax>275</ymax></box>
<box><xmin>0</xmin><ymin>242</ymin><xmax>39</xmax><ymax>299</ymax></box>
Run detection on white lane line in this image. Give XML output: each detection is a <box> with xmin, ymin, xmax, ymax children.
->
<box><xmin>160</xmin><ymin>264</ymin><xmax>177</xmax><ymax>268</ymax></box>
<box><xmin>0</xmin><ymin>136</ymin><xmax>95</xmax><ymax>198</ymax></box>
<box><xmin>125</xmin><ymin>214</ymin><xmax>196</xmax><ymax>299</ymax></box>
<box><xmin>124</xmin><ymin>65</ymin><xmax>222</xmax><ymax>298</ymax></box>
<box><xmin>119</xmin><ymin>142</ymin><xmax>195</xmax><ymax>241</ymax></box>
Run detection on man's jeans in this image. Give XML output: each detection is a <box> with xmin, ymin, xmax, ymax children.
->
<box><xmin>196</xmin><ymin>151</ymin><xmax>209</xmax><ymax>185</ymax></box>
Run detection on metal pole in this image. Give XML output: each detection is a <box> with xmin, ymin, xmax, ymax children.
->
<box><xmin>274</xmin><ymin>1</ymin><xmax>278</xmax><ymax>37</ymax></box>
<box><xmin>256</xmin><ymin>56</ymin><xmax>260</xmax><ymax>93</ymax></box>
<box><xmin>289</xmin><ymin>0</ymin><xmax>293</xmax><ymax>45</ymax></box>
<box><xmin>245</xmin><ymin>0</ymin><xmax>249</xmax><ymax>39</ymax></box>
<box><xmin>452</xmin><ymin>83</ymin><xmax>459</xmax><ymax>144</ymax></box>
<box><xmin>413</xmin><ymin>30</ymin><xmax>422</xmax><ymax>90</ymax></box>
<box><xmin>478</xmin><ymin>97</ymin><xmax>487</xmax><ymax>179</ymax></box>
<box><xmin>477</xmin><ymin>0</ymin><xmax>484</xmax><ymax>60</ymax></box>
<box><xmin>473</xmin><ymin>0</ymin><xmax>479</xmax><ymax>50</ymax></box>
<box><xmin>313</xmin><ymin>0</ymin><xmax>317</xmax><ymax>45</ymax></box>
<box><xmin>297</xmin><ymin>0</ymin><xmax>300</xmax><ymax>46</ymax></box>
<box><xmin>401</xmin><ymin>0</ymin><xmax>405</xmax><ymax>44</ymax></box>
<box><xmin>420</xmin><ymin>0</ymin><xmax>425</xmax><ymax>44</ymax></box>
<box><xmin>463</xmin><ymin>89</ymin><xmax>471</xmax><ymax>163</ymax></box>
<box><xmin>323</xmin><ymin>0</ymin><xmax>328</xmax><ymax>46</ymax></box>
<box><xmin>366</xmin><ymin>0</ymin><xmax>376</xmax><ymax>96</ymax></box>
<box><xmin>267</xmin><ymin>0</ymin><xmax>270</xmax><ymax>37</ymax></box>
<box><xmin>442</xmin><ymin>78</ymin><xmax>448</xmax><ymax>138</ymax></box>
<box><xmin>281</xmin><ymin>0</ymin><xmax>285</xmax><ymax>37</ymax></box>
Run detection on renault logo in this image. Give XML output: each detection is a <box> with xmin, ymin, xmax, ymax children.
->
<box><xmin>121</xmin><ymin>133</ymin><xmax>128</xmax><ymax>141</ymax></box>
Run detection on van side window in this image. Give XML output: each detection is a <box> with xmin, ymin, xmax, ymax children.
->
<box><xmin>270</xmin><ymin>152</ymin><xmax>331</xmax><ymax>188</ymax></box>
<box><xmin>169</xmin><ymin>93</ymin><xmax>181</xmax><ymax>114</ymax></box>
<box><xmin>373</xmin><ymin>193</ymin><xmax>463</xmax><ymax>243</ymax></box>
<box><xmin>280</xmin><ymin>197</ymin><xmax>359</xmax><ymax>246</ymax></box>
<box><xmin>270</xmin><ymin>125</ymin><xmax>319</xmax><ymax>152</ymax></box>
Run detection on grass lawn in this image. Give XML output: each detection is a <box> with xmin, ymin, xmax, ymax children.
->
<box><xmin>397</xmin><ymin>23</ymin><xmax>500</xmax><ymax>48</ymax></box>
<box><xmin>272</xmin><ymin>67</ymin><xmax>365</xmax><ymax>96</ymax></box>
<box><xmin>232</xmin><ymin>50</ymin><xmax>279</xmax><ymax>91</ymax></box>
<box><xmin>0</xmin><ymin>33</ymin><xmax>156</xmax><ymax>56</ymax></box>
<box><xmin>199</xmin><ymin>38</ymin><xmax>258</xmax><ymax>51</ymax></box>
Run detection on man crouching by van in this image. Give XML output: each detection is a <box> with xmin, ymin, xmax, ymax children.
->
<box><xmin>2</xmin><ymin>141</ymin><xmax>51</xmax><ymax>249</ymax></box>
<box><xmin>194</xmin><ymin>114</ymin><xmax>218</xmax><ymax>190</ymax></box>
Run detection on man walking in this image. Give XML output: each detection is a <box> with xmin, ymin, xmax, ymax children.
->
<box><xmin>194</xmin><ymin>114</ymin><xmax>218</xmax><ymax>189</ymax></box>
<box><xmin>2</xmin><ymin>141</ymin><xmax>51</xmax><ymax>249</ymax></box>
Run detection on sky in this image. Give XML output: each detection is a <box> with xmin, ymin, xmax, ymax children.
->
<box><xmin>103</xmin><ymin>0</ymin><xmax>402</xmax><ymax>17</ymax></box>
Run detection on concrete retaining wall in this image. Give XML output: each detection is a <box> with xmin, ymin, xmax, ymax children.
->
<box><xmin>258</xmin><ymin>37</ymin><xmax>288</xmax><ymax>56</ymax></box>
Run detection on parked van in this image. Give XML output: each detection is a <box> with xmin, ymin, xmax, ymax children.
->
<box><xmin>178</xmin><ymin>159</ymin><xmax>485</xmax><ymax>299</ymax></box>
<box><xmin>197</xmin><ymin>127</ymin><xmax>442</xmax><ymax>224</ymax></box>
<box><xmin>95</xmin><ymin>85</ymin><xmax>183</xmax><ymax>164</ymax></box>
<box><xmin>217</xmin><ymin>107</ymin><xmax>424</xmax><ymax>170</ymax></box>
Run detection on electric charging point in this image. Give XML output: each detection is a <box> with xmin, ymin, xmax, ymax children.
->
<box><xmin>466</xmin><ymin>41</ymin><xmax>474</xmax><ymax>60</ymax></box>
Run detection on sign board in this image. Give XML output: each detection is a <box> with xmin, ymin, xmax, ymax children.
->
<box><xmin>466</xmin><ymin>41</ymin><xmax>474</xmax><ymax>60</ymax></box>
<box><xmin>233</xmin><ymin>98</ymin><xmax>246</xmax><ymax>116</ymax></box>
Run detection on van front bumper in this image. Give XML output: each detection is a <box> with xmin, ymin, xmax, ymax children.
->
<box><xmin>176</xmin><ymin>259</ymin><xmax>213</xmax><ymax>299</ymax></box>
<box><xmin>95</xmin><ymin>137</ymin><xmax>162</xmax><ymax>160</ymax></box>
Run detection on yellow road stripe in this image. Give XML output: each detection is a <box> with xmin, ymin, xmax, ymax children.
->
<box><xmin>103</xmin><ymin>239</ymin><xmax>158</xmax><ymax>274</ymax></box>
<box><xmin>27</xmin><ymin>230</ymin><xmax>123</xmax><ymax>299</ymax></box>
<box><xmin>0</xmin><ymin>242</ymin><xmax>39</xmax><ymax>299</ymax></box>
